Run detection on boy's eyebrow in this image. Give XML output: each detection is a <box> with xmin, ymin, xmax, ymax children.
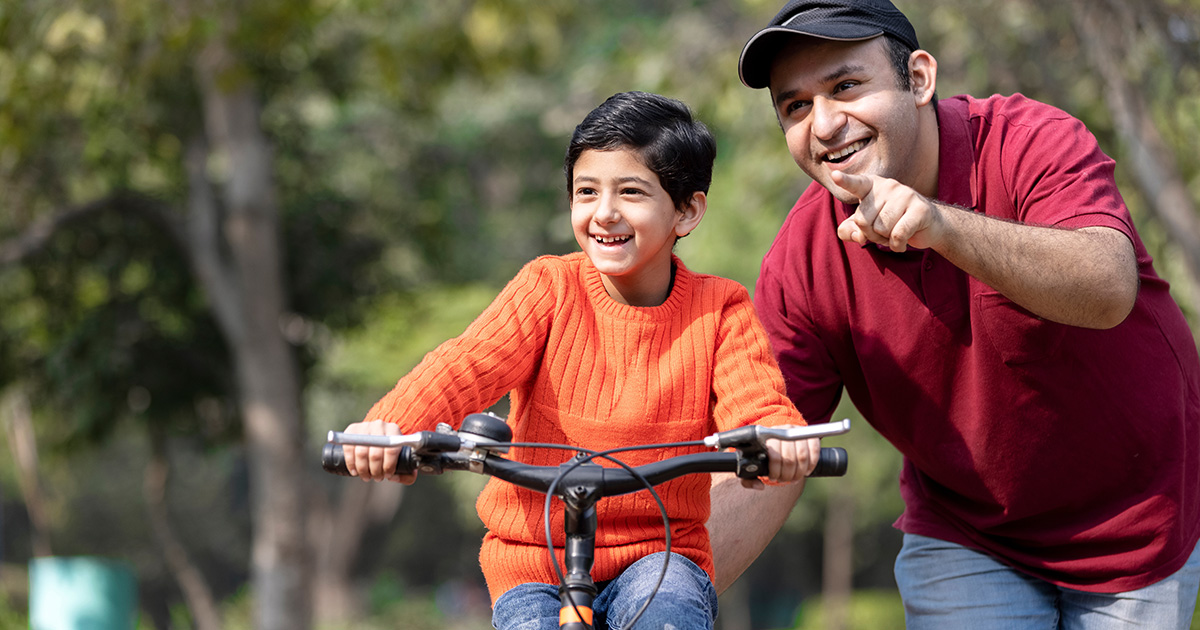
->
<box><xmin>572</xmin><ymin>175</ymin><xmax>655</xmax><ymax>186</ymax></box>
<box><xmin>773</xmin><ymin>63</ymin><xmax>868</xmax><ymax>108</ymax></box>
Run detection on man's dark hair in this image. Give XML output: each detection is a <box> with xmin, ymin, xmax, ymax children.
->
<box><xmin>565</xmin><ymin>91</ymin><xmax>716</xmax><ymax>211</ymax></box>
<box><xmin>883</xmin><ymin>34</ymin><xmax>914</xmax><ymax>91</ymax></box>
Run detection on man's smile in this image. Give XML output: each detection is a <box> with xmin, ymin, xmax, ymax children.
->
<box><xmin>823</xmin><ymin>139</ymin><xmax>869</xmax><ymax>164</ymax></box>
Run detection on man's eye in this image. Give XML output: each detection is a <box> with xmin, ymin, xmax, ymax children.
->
<box><xmin>834</xmin><ymin>81</ymin><xmax>858</xmax><ymax>93</ymax></box>
<box><xmin>786</xmin><ymin>101</ymin><xmax>810</xmax><ymax>114</ymax></box>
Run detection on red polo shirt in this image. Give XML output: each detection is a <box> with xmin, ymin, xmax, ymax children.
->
<box><xmin>755</xmin><ymin>93</ymin><xmax>1200</xmax><ymax>592</ymax></box>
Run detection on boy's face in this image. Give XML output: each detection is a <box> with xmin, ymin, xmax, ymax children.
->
<box><xmin>570</xmin><ymin>148</ymin><xmax>704</xmax><ymax>307</ymax></box>
<box><xmin>769</xmin><ymin>36</ymin><xmax>936</xmax><ymax>202</ymax></box>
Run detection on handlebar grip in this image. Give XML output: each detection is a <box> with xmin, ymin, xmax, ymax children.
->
<box><xmin>811</xmin><ymin>447</ymin><xmax>848</xmax><ymax>477</ymax></box>
<box><xmin>321</xmin><ymin>443</ymin><xmax>419</xmax><ymax>476</ymax></box>
<box><xmin>322</xmin><ymin>443</ymin><xmax>353</xmax><ymax>476</ymax></box>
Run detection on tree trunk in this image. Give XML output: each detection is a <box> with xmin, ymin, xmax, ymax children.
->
<box><xmin>3</xmin><ymin>387</ymin><xmax>52</xmax><ymax>558</ymax></box>
<box><xmin>193</xmin><ymin>35</ymin><xmax>311</xmax><ymax>630</ymax></box>
<box><xmin>309</xmin><ymin>480</ymin><xmax>405</xmax><ymax>622</ymax></box>
<box><xmin>821</xmin><ymin>492</ymin><xmax>855</xmax><ymax>630</ymax></box>
<box><xmin>715</xmin><ymin>578</ymin><xmax>752</xmax><ymax>630</ymax></box>
<box><xmin>144</xmin><ymin>431</ymin><xmax>223</xmax><ymax>630</ymax></box>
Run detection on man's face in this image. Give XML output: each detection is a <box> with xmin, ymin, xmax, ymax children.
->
<box><xmin>769</xmin><ymin>36</ymin><xmax>932</xmax><ymax>203</ymax></box>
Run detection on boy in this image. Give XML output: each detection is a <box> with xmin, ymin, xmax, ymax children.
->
<box><xmin>341</xmin><ymin>91</ymin><xmax>819</xmax><ymax>629</ymax></box>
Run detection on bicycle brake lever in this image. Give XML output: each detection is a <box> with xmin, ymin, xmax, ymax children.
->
<box><xmin>327</xmin><ymin>430</ymin><xmax>462</xmax><ymax>453</ymax></box>
<box><xmin>703</xmin><ymin>418</ymin><xmax>851</xmax><ymax>449</ymax></box>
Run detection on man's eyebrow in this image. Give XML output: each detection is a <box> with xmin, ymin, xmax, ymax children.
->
<box><xmin>774</xmin><ymin>63</ymin><xmax>870</xmax><ymax>108</ymax></box>
<box><xmin>821</xmin><ymin>63</ymin><xmax>867</xmax><ymax>85</ymax></box>
<box><xmin>774</xmin><ymin>88</ymin><xmax>799</xmax><ymax>108</ymax></box>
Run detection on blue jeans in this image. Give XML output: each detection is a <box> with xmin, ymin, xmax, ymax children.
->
<box><xmin>491</xmin><ymin>552</ymin><xmax>718</xmax><ymax>630</ymax></box>
<box><xmin>895</xmin><ymin>533</ymin><xmax>1200</xmax><ymax>630</ymax></box>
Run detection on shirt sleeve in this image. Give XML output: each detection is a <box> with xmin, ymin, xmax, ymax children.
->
<box><xmin>1005</xmin><ymin>112</ymin><xmax>1135</xmax><ymax>239</ymax></box>
<box><xmin>361</xmin><ymin>259</ymin><xmax>556</xmax><ymax>432</ymax></box>
<box><xmin>709</xmin><ymin>283</ymin><xmax>808</xmax><ymax>432</ymax></box>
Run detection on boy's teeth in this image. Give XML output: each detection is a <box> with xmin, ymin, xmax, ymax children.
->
<box><xmin>596</xmin><ymin>235</ymin><xmax>630</xmax><ymax>244</ymax></box>
<box><xmin>827</xmin><ymin>140</ymin><xmax>866</xmax><ymax>161</ymax></box>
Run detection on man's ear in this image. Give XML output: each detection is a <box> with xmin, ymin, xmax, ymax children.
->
<box><xmin>909</xmin><ymin>49</ymin><xmax>938</xmax><ymax>107</ymax></box>
<box><xmin>675</xmin><ymin>191</ymin><xmax>707</xmax><ymax>237</ymax></box>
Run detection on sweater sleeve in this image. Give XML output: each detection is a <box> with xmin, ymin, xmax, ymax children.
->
<box><xmin>709</xmin><ymin>283</ymin><xmax>807</xmax><ymax>432</ymax></box>
<box><xmin>361</xmin><ymin>259</ymin><xmax>557</xmax><ymax>432</ymax></box>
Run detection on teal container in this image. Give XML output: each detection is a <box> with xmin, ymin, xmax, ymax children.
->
<box><xmin>29</xmin><ymin>556</ymin><xmax>138</xmax><ymax>630</ymax></box>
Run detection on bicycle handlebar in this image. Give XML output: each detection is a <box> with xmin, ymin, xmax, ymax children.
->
<box><xmin>321</xmin><ymin>415</ymin><xmax>849</xmax><ymax>630</ymax></box>
<box><xmin>322</xmin><ymin>417</ymin><xmax>850</xmax><ymax>496</ymax></box>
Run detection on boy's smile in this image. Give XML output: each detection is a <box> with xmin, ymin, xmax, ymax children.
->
<box><xmin>570</xmin><ymin>148</ymin><xmax>705</xmax><ymax>307</ymax></box>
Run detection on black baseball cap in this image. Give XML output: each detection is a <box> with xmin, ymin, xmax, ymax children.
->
<box><xmin>738</xmin><ymin>0</ymin><xmax>919</xmax><ymax>89</ymax></box>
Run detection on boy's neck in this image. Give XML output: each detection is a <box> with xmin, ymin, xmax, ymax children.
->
<box><xmin>600</xmin><ymin>259</ymin><xmax>677</xmax><ymax>307</ymax></box>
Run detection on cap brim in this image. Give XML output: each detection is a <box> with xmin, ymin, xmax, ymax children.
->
<box><xmin>738</xmin><ymin>26</ymin><xmax>884</xmax><ymax>89</ymax></box>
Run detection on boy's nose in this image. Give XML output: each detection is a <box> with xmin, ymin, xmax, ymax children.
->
<box><xmin>595</xmin><ymin>196</ymin><xmax>621</xmax><ymax>223</ymax></box>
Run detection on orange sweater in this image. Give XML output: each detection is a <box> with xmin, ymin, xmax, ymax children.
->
<box><xmin>363</xmin><ymin>252</ymin><xmax>805</xmax><ymax>603</ymax></box>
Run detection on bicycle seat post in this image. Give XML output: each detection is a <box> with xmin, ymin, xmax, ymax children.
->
<box><xmin>559</xmin><ymin>478</ymin><xmax>601</xmax><ymax>629</ymax></box>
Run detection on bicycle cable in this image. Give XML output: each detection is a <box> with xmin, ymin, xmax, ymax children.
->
<box><xmin>503</xmin><ymin>439</ymin><xmax>708</xmax><ymax>630</ymax></box>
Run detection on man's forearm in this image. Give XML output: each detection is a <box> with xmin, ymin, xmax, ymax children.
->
<box><xmin>708</xmin><ymin>473</ymin><xmax>806</xmax><ymax>594</ymax></box>
<box><xmin>935</xmin><ymin>205</ymin><xmax>1138</xmax><ymax>329</ymax></box>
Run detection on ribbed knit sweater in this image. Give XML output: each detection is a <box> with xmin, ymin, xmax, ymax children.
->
<box><xmin>363</xmin><ymin>252</ymin><xmax>805</xmax><ymax>603</ymax></box>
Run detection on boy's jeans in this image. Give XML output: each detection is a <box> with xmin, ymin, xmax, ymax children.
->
<box><xmin>491</xmin><ymin>552</ymin><xmax>718</xmax><ymax>630</ymax></box>
<box><xmin>895</xmin><ymin>532</ymin><xmax>1200</xmax><ymax>630</ymax></box>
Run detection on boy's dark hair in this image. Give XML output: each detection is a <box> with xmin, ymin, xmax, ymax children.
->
<box><xmin>565</xmin><ymin>91</ymin><xmax>716</xmax><ymax>211</ymax></box>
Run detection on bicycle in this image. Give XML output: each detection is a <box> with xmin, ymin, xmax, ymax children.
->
<box><xmin>323</xmin><ymin>413</ymin><xmax>850</xmax><ymax>630</ymax></box>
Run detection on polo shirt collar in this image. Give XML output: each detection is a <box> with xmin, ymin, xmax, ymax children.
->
<box><xmin>934</xmin><ymin>96</ymin><xmax>977</xmax><ymax>211</ymax></box>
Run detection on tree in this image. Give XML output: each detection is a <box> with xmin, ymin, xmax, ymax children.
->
<box><xmin>0</xmin><ymin>2</ymin><xmax>378</xmax><ymax>627</ymax></box>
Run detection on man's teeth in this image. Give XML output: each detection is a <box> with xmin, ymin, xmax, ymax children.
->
<box><xmin>827</xmin><ymin>140</ymin><xmax>867</xmax><ymax>162</ymax></box>
<box><xmin>595</xmin><ymin>235</ymin><xmax>630</xmax><ymax>244</ymax></box>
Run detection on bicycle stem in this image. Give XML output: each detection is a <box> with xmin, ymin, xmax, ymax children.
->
<box><xmin>560</xmin><ymin>477</ymin><xmax>601</xmax><ymax>630</ymax></box>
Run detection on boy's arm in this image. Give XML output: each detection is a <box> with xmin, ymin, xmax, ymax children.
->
<box><xmin>361</xmin><ymin>260</ymin><xmax>557</xmax><ymax>433</ymax></box>
<box><xmin>708</xmin><ymin>287</ymin><xmax>806</xmax><ymax>431</ymax></box>
<box><xmin>709</xmin><ymin>472</ymin><xmax>805</xmax><ymax>593</ymax></box>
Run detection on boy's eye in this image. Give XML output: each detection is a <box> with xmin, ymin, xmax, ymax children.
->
<box><xmin>574</xmin><ymin>187</ymin><xmax>597</xmax><ymax>197</ymax></box>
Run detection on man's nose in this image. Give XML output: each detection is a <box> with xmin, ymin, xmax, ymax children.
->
<box><xmin>810</xmin><ymin>96</ymin><xmax>846</xmax><ymax>141</ymax></box>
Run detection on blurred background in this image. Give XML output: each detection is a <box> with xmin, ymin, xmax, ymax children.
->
<box><xmin>1</xmin><ymin>0</ymin><xmax>1198</xmax><ymax>628</ymax></box>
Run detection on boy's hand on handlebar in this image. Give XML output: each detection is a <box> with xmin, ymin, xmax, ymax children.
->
<box><xmin>341</xmin><ymin>420</ymin><xmax>418</xmax><ymax>485</ymax></box>
<box><xmin>765</xmin><ymin>426</ymin><xmax>820</xmax><ymax>484</ymax></box>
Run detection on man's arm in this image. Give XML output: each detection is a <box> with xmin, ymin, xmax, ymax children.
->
<box><xmin>708</xmin><ymin>473</ymin><xmax>806</xmax><ymax>594</ymax></box>
<box><xmin>832</xmin><ymin>170</ymin><xmax>1138</xmax><ymax>329</ymax></box>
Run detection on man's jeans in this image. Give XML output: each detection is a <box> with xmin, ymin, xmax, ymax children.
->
<box><xmin>491</xmin><ymin>552</ymin><xmax>718</xmax><ymax>630</ymax></box>
<box><xmin>895</xmin><ymin>532</ymin><xmax>1200</xmax><ymax>630</ymax></box>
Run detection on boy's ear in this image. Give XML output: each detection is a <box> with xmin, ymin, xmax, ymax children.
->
<box><xmin>675</xmin><ymin>191</ymin><xmax>707</xmax><ymax>237</ymax></box>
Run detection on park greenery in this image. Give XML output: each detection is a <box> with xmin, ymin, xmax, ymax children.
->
<box><xmin>1</xmin><ymin>0</ymin><xmax>1198</xmax><ymax>629</ymax></box>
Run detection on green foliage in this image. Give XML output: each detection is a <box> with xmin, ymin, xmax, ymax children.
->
<box><xmin>0</xmin><ymin>200</ymin><xmax>236</xmax><ymax>448</ymax></box>
<box><xmin>320</xmin><ymin>284</ymin><xmax>501</xmax><ymax>394</ymax></box>
<box><xmin>0</xmin><ymin>591</ymin><xmax>26</xmax><ymax>629</ymax></box>
<box><xmin>791</xmin><ymin>589</ymin><xmax>906</xmax><ymax>630</ymax></box>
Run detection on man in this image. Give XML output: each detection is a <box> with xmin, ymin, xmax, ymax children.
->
<box><xmin>707</xmin><ymin>0</ymin><xmax>1200</xmax><ymax>628</ymax></box>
